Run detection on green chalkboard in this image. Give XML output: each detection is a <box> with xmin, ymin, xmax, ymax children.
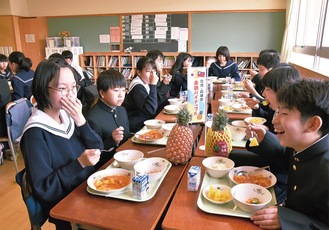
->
<box><xmin>191</xmin><ymin>12</ymin><xmax>285</xmax><ymax>53</ymax></box>
<box><xmin>47</xmin><ymin>16</ymin><xmax>120</xmax><ymax>52</ymax></box>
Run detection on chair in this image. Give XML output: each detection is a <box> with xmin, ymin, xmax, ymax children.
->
<box><xmin>6</xmin><ymin>98</ymin><xmax>34</xmax><ymax>173</ymax></box>
<box><xmin>16</xmin><ymin>168</ymin><xmax>48</xmax><ymax>230</ymax></box>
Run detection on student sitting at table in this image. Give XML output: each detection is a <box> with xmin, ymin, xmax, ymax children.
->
<box><xmin>123</xmin><ymin>57</ymin><xmax>158</xmax><ymax>133</ymax></box>
<box><xmin>230</xmin><ymin>63</ymin><xmax>301</xmax><ymax>204</ymax></box>
<box><xmin>20</xmin><ymin>58</ymin><xmax>103</xmax><ymax>229</ymax></box>
<box><xmin>248</xmin><ymin>63</ymin><xmax>301</xmax><ymax>133</ymax></box>
<box><xmin>242</xmin><ymin>49</ymin><xmax>280</xmax><ymax>100</ymax></box>
<box><xmin>208</xmin><ymin>46</ymin><xmax>240</xmax><ymax>81</ymax></box>
<box><xmin>8</xmin><ymin>51</ymin><xmax>34</xmax><ymax>100</ymax></box>
<box><xmin>0</xmin><ymin>54</ymin><xmax>13</xmax><ymax>80</ymax></box>
<box><xmin>169</xmin><ymin>52</ymin><xmax>192</xmax><ymax>98</ymax></box>
<box><xmin>248</xmin><ymin>79</ymin><xmax>328</xmax><ymax>229</ymax></box>
<box><xmin>87</xmin><ymin>69</ymin><xmax>131</xmax><ymax>169</ymax></box>
<box><xmin>146</xmin><ymin>50</ymin><xmax>172</xmax><ymax>114</ymax></box>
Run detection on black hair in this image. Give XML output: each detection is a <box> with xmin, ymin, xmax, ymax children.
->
<box><xmin>215</xmin><ymin>46</ymin><xmax>230</xmax><ymax>61</ymax></box>
<box><xmin>262</xmin><ymin>63</ymin><xmax>301</xmax><ymax>92</ymax></box>
<box><xmin>257</xmin><ymin>49</ymin><xmax>280</xmax><ymax>70</ymax></box>
<box><xmin>61</xmin><ymin>50</ymin><xmax>73</xmax><ymax>60</ymax></box>
<box><xmin>32</xmin><ymin>58</ymin><xmax>78</xmax><ymax>111</ymax></box>
<box><xmin>96</xmin><ymin>69</ymin><xmax>126</xmax><ymax>93</ymax></box>
<box><xmin>8</xmin><ymin>51</ymin><xmax>32</xmax><ymax>72</ymax></box>
<box><xmin>170</xmin><ymin>52</ymin><xmax>192</xmax><ymax>75</ymax></box>
<box><xmin>277</xmin><ymin>79</ymin><xmax>329</xmax><ymax>136</ymax></box>
<box><xmin>146</xmin><ymin>50</ymin><xmax>164</xmax><ymax>62</ymax></box>
<box><xmin>48</xmin><ymin>53</ymin><xmax>65</xmax><ymax>60</ymax></box>
<box><xmin>134</xmin><ymin>57</ymin><xmax>156</xmax><ymax>78</ymax></box>
<box><xmin>0</xmin><ymin>54</ymin><xmax>8</xmax><ymax>62</ymax></box>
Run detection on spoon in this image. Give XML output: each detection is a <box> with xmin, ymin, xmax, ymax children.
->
<box><xmin>99</xmin><ymin>147</ymin><xmax>115</xmax><ymax>153</ymax></box>
<box><xmin>236</xmin><ymin>166</ymin><xmax>270</xmax><ymax>177</ymax></box>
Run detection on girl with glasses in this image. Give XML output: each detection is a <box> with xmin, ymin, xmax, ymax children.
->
<box><xmin>20</xmin><ymin>58</ymin><xmax>103</xmax><ymax>229</ymax></box>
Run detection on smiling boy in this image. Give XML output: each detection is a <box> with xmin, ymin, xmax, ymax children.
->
<box><xmin>250</xmin><ymin>79</ymin><xmax>329</xmax><ymax>229</ymax></box>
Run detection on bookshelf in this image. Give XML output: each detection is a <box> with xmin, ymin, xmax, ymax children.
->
<box><xmin>79</xmin><ymin>52</ymin><xmax>258</xmax><ymax>82</ymax></box>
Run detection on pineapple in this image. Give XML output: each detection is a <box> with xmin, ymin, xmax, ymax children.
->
<box><xmin>166</xmin><ymin>107</ymin><xmax>193</xmax><ymax>165</ymax></box>
<box><xmin>206</xmin><ymin>109</ymin><xmax>232</xmax><ymax>157</ymax></box>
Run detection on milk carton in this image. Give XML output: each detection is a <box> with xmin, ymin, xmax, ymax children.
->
<box><xmin>187</xmin><ymin>166</ymin><xmax>201</xmax><ymax>191</ymax></box>
<box><xmin>132</xmin><ymin>174</ymin><xmax>149</xmax><ymax>200</ymax></box>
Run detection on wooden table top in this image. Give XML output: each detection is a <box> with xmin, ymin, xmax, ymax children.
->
<box><xmin>211</xmin><ymin>100</ymin><xmax>251</xmax><ymax>120</ymax></box>
<box><xmin>50</xmin><ymin>125</ymin><xmax>202</xmax><ymax>229</ymax></box>
<box><xmin>50</xmin><ymin>158</ymin><xmax>187</xmax><ymax>229</ymax></box>
<box><xmin>162</xmin><ymin>157</ymin><xmax>261</xmax><ymax>230</ymax></box>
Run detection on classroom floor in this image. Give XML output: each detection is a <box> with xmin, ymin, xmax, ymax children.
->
<box><xmin>0</xmin><ymin>152</ymin><xmax>55</xmax><ymax>230</ymax></box>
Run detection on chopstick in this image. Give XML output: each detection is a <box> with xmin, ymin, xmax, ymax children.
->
<box><xmin>147</xmin><ymin>147</ymin><xmax>166</xmax><ymax>154</ymax></box>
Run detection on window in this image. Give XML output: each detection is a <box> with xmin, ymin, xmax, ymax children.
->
<box><xmin>291</xmin><ymin>0</ymin><xmax>329</xmax><ymax>75</ymax></box>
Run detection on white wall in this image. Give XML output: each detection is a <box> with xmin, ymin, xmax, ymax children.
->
<box><xmin>2</xmin><ymin>0</ymin><xmax>286</xmax><ymax>17</ymax></box>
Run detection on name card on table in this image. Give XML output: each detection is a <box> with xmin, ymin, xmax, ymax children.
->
<box><xmin>187</xmin><ymin>67</ymin><xmax>207</xmax><ymax>123</ymax></box>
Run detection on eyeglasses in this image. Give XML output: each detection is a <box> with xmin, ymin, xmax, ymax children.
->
<box><xmin>49</xmin><ymin>85</ymin><xmax>81</xmax><ymax>96</ymax></box>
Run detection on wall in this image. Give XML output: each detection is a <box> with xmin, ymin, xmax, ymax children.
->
<box><xmin>1</xmin><ymin>0</ymin><xmax>286</xmax><ymax>17</ymax></box>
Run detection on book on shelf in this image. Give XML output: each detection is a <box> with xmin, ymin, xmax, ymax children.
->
<box><xmin>96</xmin><ymin>56</ymin><xmax>106</xmax><ymax>67</ymax></box>
<box><xmin>108</xmin><ymin>56</ymin><xmax>119</xmax><ymax>67</ymax></box>
<box><xmin>164</xmin><ymin>56</ymin><xmax>175</xmax><ymax>67</ymax></box>
<box><xmin>237</xmin><ymin>59</ymin><xmax>250</xmax><ymax>69</ymax></box>
<box><xmin>252</xmin><ymin>61</ymin><xmax>258</xmax><ymax>69</ymax></box>
<box><xmin>121</xmin><ymin>56</ymin><xmax>132</xmax><ymax>67</ymax></box>
<box><xmin>121</xmin><ymin>68</ymin><xmax>132</xmax><ymax>79</ymax></box>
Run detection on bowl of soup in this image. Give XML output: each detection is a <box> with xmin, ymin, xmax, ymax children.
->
<box><xmin>87</xmin><ymin>168</ymin><xmax>133</xmax><ymax>194</ymax></box>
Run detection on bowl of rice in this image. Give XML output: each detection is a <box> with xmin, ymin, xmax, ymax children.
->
<box><xmin>202</xmin><ymin>156</ymin><xmax>235</xmax><ymax>178</ymax></box>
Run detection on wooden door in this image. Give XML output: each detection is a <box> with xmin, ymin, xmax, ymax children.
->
<box><xmin>18</xmin><ymin>17</ymin><xmax>48</xmax><ymax>70</ymax></box>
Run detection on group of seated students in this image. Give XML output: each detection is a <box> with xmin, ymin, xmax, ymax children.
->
<box><xmin>0</xmin><ymin>45</ymin><xmax>327</xmax><ymax>229</ymax></box>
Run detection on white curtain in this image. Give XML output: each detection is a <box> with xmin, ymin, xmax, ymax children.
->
<box><xmin>281</xmin><ymin>0</ymin><xmax>299</xmax><ymax>62</ymax></box>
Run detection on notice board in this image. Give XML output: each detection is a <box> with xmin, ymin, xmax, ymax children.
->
<box><xmin>122</xmin><ymin>13</ymin><xmax>188</xmax><ymax>52</ymax></box>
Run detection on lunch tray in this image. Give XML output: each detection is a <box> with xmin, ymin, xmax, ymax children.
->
<box><xmin>87</xmin><ymin>158</ymin><xmax>172</xmax><ymax>202</ymax></box>
<box><xmin>196</xmin><ymin>172</ymin><xmax>277</xmax><ymax>218</ymax></box>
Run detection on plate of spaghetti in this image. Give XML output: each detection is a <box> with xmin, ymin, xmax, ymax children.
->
<box><xmin>228</xmin><ymin>166</ymin><xmax>277</xmax><ymax>188</ymax></box>
<box><xmin>135</xmin><ymin>129</ymin><xmax>166</xmax><ymax>142</ymax></box>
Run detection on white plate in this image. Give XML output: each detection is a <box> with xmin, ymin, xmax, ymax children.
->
<box><xmin>87</xmin><ymin>168</ymin><xmax>133</xmax><ymax>195</ymax></box>
<box><xmin>228</xmin><ymin>166</ymin><xmax>277</xmax><ymax>188</ymax></box>
<box><xmin>134</xmin><ymin>129</ymin><xmax>166</xmax><ymax>142</ymax></box>
<box><xmin>202</xmin><ymin>184</ymin><xmax>233</xmax><ymax>204</ymax></box>
<box><xmin>87</xmin><ymin>158</ymin><xmax>172</xmax><ymax>202</ymax></box>
<box><xmin>197</xmin><ymin>170</ymin><xmax>277</xmax><ymax>218</ymax></box>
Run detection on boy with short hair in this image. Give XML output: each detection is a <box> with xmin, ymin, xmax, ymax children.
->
<box><xmin>249</xmin><ymin>79</ymin><xmax>329</xmax><ymax>229</ymax></box>
<box><xmin>61</xmin><ymin>50</ymin><xmax>84</xmax><ymax>80</ymax></box>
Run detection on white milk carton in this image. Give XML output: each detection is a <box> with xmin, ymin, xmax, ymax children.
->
<box><xmin>187</xmin><ymin>166</ymin><xmax>201</xmax><ymax>191</ymax></box>
<box><xmin>132</xmin><ymin>174</ymin><xmax>149</xmax><ymax>200</ymax></box>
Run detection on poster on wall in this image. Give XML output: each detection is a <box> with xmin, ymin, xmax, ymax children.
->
<box><xmin>187</xmin><ymin>67</ymin><xmax>207</xmax><ymax>123</ymax></box>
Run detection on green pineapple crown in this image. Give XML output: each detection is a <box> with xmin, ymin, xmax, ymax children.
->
<box><xmin>176</xmin><ymin>107</ymin><xmax>192</xmax><ymax>126</ymax></box>
<box><xmin>212</xmin><ymin>109</ymin><xmax>229</xmax><ymax>131</ymax></box>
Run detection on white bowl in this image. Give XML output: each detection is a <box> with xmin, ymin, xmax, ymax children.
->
<box><xmin>168</xmin><ymin>98</ymin><xmax>183</xmax><ymax>105</ymax></box>
<box><xmin>244</xmin><ymin>117</ymin><xmax>267</xmax><ymax>125</ymax></box>
<box><xmin>164</xmin><ymin>105</ymin><xmax>179</xmax><ymax>114</ymax></box>
<box><xmin>218</xmin><ymin>98</ymin><xmax>235</xmax><ymax>107</ymax></box>
<box><xmin>202</xmin><ymin>156</ymin><xmax>235</xmax><ymax>178</ymax></box>
<box><xmin>113</xmin><ymin>150</ymin><xmax>144</xmax><ymax>169</ymax></box>
<box><xmin>134</xmin><ymin>157</ymin><xmax>167</xmax><ymax>182</ymax></box>
<box><xmin>202</xmin><ymin>184</ymin><xmax>234</xmax><ymax>204</ymax></box>
<box><xmin>228</xmin><ymin>125</ymin><xmax>246</xmax><ymax>141</ymax></box>
<box><xmin>135</xmin><ymin>129</ymin><xmax>166</xmax><ymax>142</ymax></box>
<box><xmin>231</xmin><ymin>120</ymin><xmax>247</xmax><ymax>128</ymax></box>
<box><xmin>228</xmin><ymin>166</ymin><xmax>277</xmax><ymax>188</ymax></box>
<box><xmin>144</xmin><ymin>119</ymin><xmax>165</xmax><ymax>129</ymax></box>
<box><xmin>221</xmin><ymin>90</ymin><xmax>234</xmax><ymax>97</ymax></box>
<box><xmin>87</xmin><ymin>168</ymin><xmax>133</xmax><ymax>194</ymax></box>
<box><xmin>235</xmin><ymin>98</ymin><xmax>246</xmax><ymax>105</ymax></box>
<box><xmin>162</xmin><ymin>123</ymin><xmax>176</xmax><ymax>136</ymax></box>
<box><xmin>232</xmin><ymin>104</ymin><xmax>251</xmax><ymax>113</ymax></box>
<box><xmin>231</xmin><ymin>183</ymin><xmax>272</xmax><ymax>212</ymax></box>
